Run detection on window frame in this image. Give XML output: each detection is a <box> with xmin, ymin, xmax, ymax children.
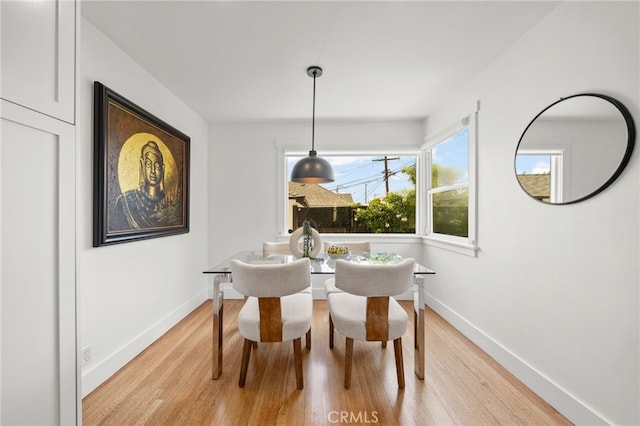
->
<box><xmin>420</xmin><ymin>109</ymin><xmax>478</xmax><ymax>256</ymax></box>
<box><xmin>278</xmin><ymin>145</ymin><xmax>422</xmax><ymax>239</ymax></box>
<box><xmin>515</xmin><ymin>147</ymin><xmax>567</xmax><ymax>203</ymax></box>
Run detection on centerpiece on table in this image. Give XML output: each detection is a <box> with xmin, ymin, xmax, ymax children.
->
<box><xmin>326</xmin><ymin>245</ymin><xmax>350</xmax><ymax>259</ymax></box>
<box><xmin>289</xmin><ymin>220</ymin><xmax>322</xmax><ymax>259</ymax></box>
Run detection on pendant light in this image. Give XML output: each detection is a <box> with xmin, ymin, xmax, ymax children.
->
<box><xmin>291</xmin><ymin>66</ymin><xmax>335</xmax><ymax>183</ymax></box>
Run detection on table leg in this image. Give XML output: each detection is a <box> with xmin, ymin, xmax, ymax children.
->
<box><xmin>212</xmin><ymin>274</ymin><xmax>227</xmax><ymax>379</ymax></box>
<box><xmin>413</xmin><ymin>275</ymin><xmax>425</xmax><ymax>380</ymax></box>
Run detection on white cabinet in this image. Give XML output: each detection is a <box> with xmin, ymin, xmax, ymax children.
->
<box><xmin>1</xmin><ymin>102</ymin><xmax>77</xmax><ymax>426</ymax></box>
<box><xmin>1</xmin><ymin>0</ymin><xmax>76</xmax><ymax>124</ymax></box>
<box><xmin>0</xmin><ymin>0</ymin><xmax>78</xmax><ymax>424</ymax></box>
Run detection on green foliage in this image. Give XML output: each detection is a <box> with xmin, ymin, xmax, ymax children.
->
<box><xmin>354</xmin><ymin>165</ymin><xmax>418</xmax><ymax>233</ymax></box>
<box><xmin>351</xmin><ymin>162</ymin><xmax>468</xmax><ymax>236</ymax></box>
<box><xmin>432</xmin><ymin>188</ymin><xmax>468</xmax><ymax>237</ymax></box>
<box><xmin>432</xmin><ymin>164</ymin><xmax>462</xmax><ymax>187</ymax></box>
<box><xmin>402</xmin><ymin>164</ymin><xmax>416</xmax><ymax>186</ymax></box>
<box><xmin>355</xmin><ymin>190</ymin><xmax>416</xmax><ymax>233</ymax></box>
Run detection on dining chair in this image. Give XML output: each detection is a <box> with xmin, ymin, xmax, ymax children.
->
<box><xmin>262</xmin><ymin>241</ymin><xmax>292</xmax><ymax>254</ymax></box>
<box><xmin>230</xmin><ymin>257</ymin><xmax>312</xmax><ymax>389</ymax></box>
<box><xmin>326</xmin><ymin>258</ymin><xmax>415</xmax><ymax>389</ymax></box>
<box><xmin>323</xmin><ymin>241</ymin><xmax>372</xmax><ymax>296</ymax></box>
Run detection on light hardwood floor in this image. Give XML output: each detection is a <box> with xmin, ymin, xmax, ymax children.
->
<box><xmin>83</xmin><ymin>300</ymin><xmax>571</xmax><ymax>425</ymax></box>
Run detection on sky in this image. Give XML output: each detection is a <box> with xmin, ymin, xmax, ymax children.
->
<box><xmin>515</xmin><ymin>154</ymin><xmax>551</xmax><ymax>175</ymax></box>
<box><xmin>431</xmin><ymin>128</ymin><xmax>469</xmax><ymax>184</ymax></box>
<box><xmin>287</xmin><ymin>155</ymin><xmax>416</xmax><ymax>204</ymax></box>
<box><xmin>286</xmin><ymin>128</ymin><xmax>480</xmax><ymax>202</ymax></box>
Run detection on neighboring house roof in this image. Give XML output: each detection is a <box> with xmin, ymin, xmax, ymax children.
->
<box><xmin>289</xmin><ymin>182</ymin><xmax>354</xmax><ymax>207</ymax></box>
<box><xmin>517</xmin><ymin>174</ymin><xmax>550</xmax><ymax>200</ymax></box>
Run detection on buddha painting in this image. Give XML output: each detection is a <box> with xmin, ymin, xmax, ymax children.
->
<box><xmin>108</xmin><ymin>133</ymin><xmax>183</xmax><ymax>233</ymax></box>
<box><xmin>94</xmin><ymin>81</ymin><xmax>189</xmax><ymax>246</ymax></box>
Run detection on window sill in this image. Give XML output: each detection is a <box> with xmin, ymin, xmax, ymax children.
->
<box><xmin>279</xmin><ymin>233</ymin><xmax>422</xmax><ymax>244</ymax></box>
<box><xmin>422</xmin><ymin>235</ymin><xmax>477</xmax><ymax>257</ymax></box>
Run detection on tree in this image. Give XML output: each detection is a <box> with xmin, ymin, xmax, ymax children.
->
<box><xmin>355</xmin><ymin>165</ymin><xmax>416</xmax><ymax>233</ymax></box>
<box><xmin>355</xmin><ymin>191</ymin><xmax>415</xmax><ymax>233</ymax></box>
<box><xmin>402</xmin><ymin>164</ymin><xmax>416</xmax><ymax>185</ymax></box>
<box><xmin>430</xmin><ymin>164</ymin><xmax>468</xmax><ymax>237</ymax></box>
<box><xmin>432</xmin><ymin>164</ymin><xmax>462</xmax><ymax>187</ymax></box>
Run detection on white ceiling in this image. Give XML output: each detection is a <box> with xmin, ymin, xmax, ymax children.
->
<box><xmin>82</xmin><ymin>1</ymin><xmax>560</xmax><ymax>123</ymax></box>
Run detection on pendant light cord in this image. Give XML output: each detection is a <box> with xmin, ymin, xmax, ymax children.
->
<box><xmin>311</xmin><ymin>70</ymin><xmax>317</xmax><ymax>153</ymax></box>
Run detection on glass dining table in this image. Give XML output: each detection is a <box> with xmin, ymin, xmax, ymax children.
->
<box><xmin>203</xmin><ymin>250</ymin><xmax>435</xmax><ymax>381</ymax></box>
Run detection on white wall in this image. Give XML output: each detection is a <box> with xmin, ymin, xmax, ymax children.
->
<box><xmin>421</xmin><ymin>2</ymin><xmax>639</xmax><ymax>425</ymax></box>
<box><xmin>208</xmin><ymin>120</ymin><xmax>425</xmax><ymax>299</ymax></box>
<box><xmin>207</xmin><ymin>119</ymin><xmax>424</xmax><ymax>266</ymax></box>
<box><xmin>76</xmin><ymin>2</ymin><xmax>639</xmax><ymax>423</ymax></box>
<box><xmin>78</xmin><ymin>19</ymin><xmax>210</xmax><ymax>397</ymax></box>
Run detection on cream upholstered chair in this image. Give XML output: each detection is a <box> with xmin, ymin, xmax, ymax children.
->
<box><xmin>323</xmin><ymin>241</ymin><xmax>372</xmax><ymax>296</ymax></box>
<box><xmin>262</xmin><ymin>241</ymin><xmax>292</xmax><ymax>254</ymax></box>
<box><xmin>327</xmin><ymin>258</ymin><xmax>415</xmax><ymax>389</ymax></box>
<box><xmin>231</xmin><ymin>257</ymin><xmax>312</xmax><ymax>389</ymax></box>
<box><xmin>262</xmin><ymin>241</ymin><xmax>312</xmax><ymax>295</ymax></box>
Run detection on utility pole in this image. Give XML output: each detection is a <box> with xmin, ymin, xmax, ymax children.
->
<box><xmin>373</xmin><ymin>156</ymin><xmax>399</xmax><ymax>195</ymax></box>
<box><xmin>364</xmin><ymin>182</ymin><xmax>368</xmax><ymax>204</ymax></box>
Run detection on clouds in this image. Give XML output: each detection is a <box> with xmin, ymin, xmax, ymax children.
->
<box><xmin>515</xmin><ymin>154</ymin><xmax>551</xmax><ymax>175</ymax></box>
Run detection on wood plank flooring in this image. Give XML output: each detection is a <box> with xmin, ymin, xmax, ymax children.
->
<box><xmin>83</xmin><ymin>300</ymin><xmax>571</xmax><ymax>425</ymax></box>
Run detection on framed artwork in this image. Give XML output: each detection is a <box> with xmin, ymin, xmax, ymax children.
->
<box><xmin>93</xmin><ymin>82</ymin><xmax>190</xmax><ymax>246</ymax></box>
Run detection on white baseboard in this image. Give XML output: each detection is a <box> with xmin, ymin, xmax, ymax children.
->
<box><xmin>312</xmin><ymin>287</ymin><xmax>327</xmax><ymax>299</ymax></box>
<box><xmin>81</xmin><ymin>289</ymin><xmax>208</xmax><ymax>398</ymax></box>
<box><xmin>90</xmin><ymin>285</ymin><xmax>604</xmax><ymax>422</ymax></box>
<box><xmin>425</xmin><ymin>293</ymin><xmax>608</xmax><ymax>425</ymax></box>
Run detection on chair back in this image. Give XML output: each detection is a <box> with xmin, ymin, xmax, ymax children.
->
<box><xmin>324</xmin><ymin>241</ymin><xmax>371</xmax><ymax>254</ymax></box>
<box><xmin>334</xmin><ymin>258</ymin><xmax>415</xmax><ymax>297</ymax></box>
<box><xmin>262</xmin><ymin>241</ymin><xmax>292</xmax><ymax>254</ymax></box>
<box><xmin>231</xmin><ymin>258</ymin><xmax>311</xmax><ymax>297</ymax></box>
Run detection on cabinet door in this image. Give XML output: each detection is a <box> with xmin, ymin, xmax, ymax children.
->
<box><xmin>0</xmin><ymin>0</ymin><xmax>76</xmax><ymax>124</ymax></box>
<box><xmin>1</xmin><ymin>100</ymin><xmax>77</xmax><ymax>425</ymax></box>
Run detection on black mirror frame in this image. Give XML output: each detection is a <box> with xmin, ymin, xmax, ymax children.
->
<box><xmin>515</xmin><ymin>93</ymin><xmax>636</xmax><ymax>205</ymax></box>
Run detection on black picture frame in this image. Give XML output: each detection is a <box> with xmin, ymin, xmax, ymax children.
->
<box><xmin>93</xmin><ymin>82</ymin><xmax>190</xmax><ymax>246</ymax></box>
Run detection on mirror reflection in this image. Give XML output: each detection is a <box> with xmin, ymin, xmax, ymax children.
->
<box><xmin>515</xmin><ymin>93</ymin><xmax>635</xmax><ymax>204</ymax></box>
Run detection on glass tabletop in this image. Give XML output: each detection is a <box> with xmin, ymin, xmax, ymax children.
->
<box><xmin>204</xmin><ymin>250</ymin><xmax>435</xmax><ymax>275</ymax></box>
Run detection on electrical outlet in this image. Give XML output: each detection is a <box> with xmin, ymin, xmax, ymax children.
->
<box><xmin>82</xmin><ymin>346</ymin><xmax>91</xmax><ymax>367</ymax></box>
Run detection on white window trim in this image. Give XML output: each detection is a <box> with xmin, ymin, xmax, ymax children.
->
<box><xmin>421</xmin><ymin>105</ymin><xmax>478</xmax><ymax>257</ymax></box>
<box><xmin>278</xmin><ymin>143</ymin><xmax>421</xmax><ymax>238</ymax></box>
<box><xmin>550</xmin><ymin>154</ymin><xmax>563</xmax><ymax>203</ymax></box>
<box><xmin>516</xmin><ymin>145</ymin><xmax>568</xmax><ymax>203</ymax></box>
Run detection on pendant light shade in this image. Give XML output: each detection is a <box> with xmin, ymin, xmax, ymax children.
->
<box><xmin>291</xmin><ymin>66</ymin><xmax>334</xmax><ymax>183</ymax></box>
<box><xmin>291</xmin><ymin>150</ymin><xmax>334</xmax><ymax>183</ymax></box>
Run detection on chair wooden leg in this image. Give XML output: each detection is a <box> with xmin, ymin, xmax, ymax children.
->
<box><xmin>306</xmin><ymin>328</ymin><xmax>312</xmax><ymax>350</ymax></box>
<box><xmin>414</xmin><ymin>310</ymin><xmax>418</xmax><ymax>349</ymax></box>
<box><xmin>329</xmin><ymin>315</ymin><xmax>334</xmax><ymax>349</ymax></box>
<box><xmin>393</xmin><ymin>338</ymin><xmax>405</xmax><ymax>389</ymax></box>
<box><xmin>344</xmin><ymin>337</ymin><xmax>354</xmax><ymax>389</ymax></box>
<box><xmin>293</xmin><ymin>337</ymin><xmax>304</xmax><ymax>389</ymax></box>
<box><xmin>239</xmin><ymin>338</ymin><xmax>253</xmax><ymax>387</ymax></box>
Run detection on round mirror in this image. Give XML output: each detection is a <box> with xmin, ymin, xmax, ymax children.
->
<box><xmin>515</xmin><ymin>93</ymin><xmax>635</xmax><ymax>204</ymax></box>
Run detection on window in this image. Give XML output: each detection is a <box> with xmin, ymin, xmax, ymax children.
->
<box><xmin>283</xmin><ymin>153</ymin><xmax>417</xmax><ymax>234</ymax></box>
<box><xmin>515</xmin><ymin>150</ymin><xmax>564</xmax><ymax>203</ymax></box>
<box><xmin>422</xmin><ymin>112</ymin><xmax>477</xmax><ymax>254</ymax></box>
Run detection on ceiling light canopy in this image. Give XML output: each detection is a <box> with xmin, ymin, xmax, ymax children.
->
<box><xmin>290</xmin><ymin>66</ymin><xmax>334</xmax><ymax>183</ymax></box>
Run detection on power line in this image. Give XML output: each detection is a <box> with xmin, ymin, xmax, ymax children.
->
<box><xmin>312</xmin><ymin>155</ymin><xmax>416</xmax><ymax>204</ymax></box>
<box><xmin>372</xmin><ymin>156</ymin><xmax>399</xmax><ymax>195</ymax></box>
